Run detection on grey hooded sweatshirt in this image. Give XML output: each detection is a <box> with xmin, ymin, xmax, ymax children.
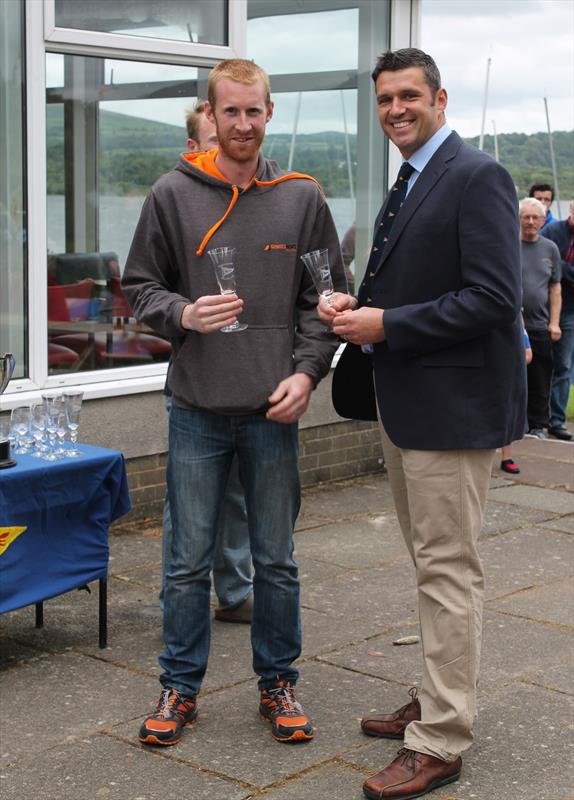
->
<box><xmin>122</xmin><ymin>149</ymin><xmax>347</xmax><ymax>415</ymax></box>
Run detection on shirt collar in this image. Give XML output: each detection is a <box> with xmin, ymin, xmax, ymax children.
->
<box><xmin>407</xmin><ymin>123</ymin><xmax>452</xmax><ymax>175</ymax></box>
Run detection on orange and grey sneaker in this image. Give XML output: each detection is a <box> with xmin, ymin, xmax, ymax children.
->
<box><xmin>139</xmin><ymin>687</ymin><xmax>198</xmax><ymax>746</ymax></box>
<box><xmin>259</xmin><ymin>679</ymin><xmax>314</xmax><ymax>743</ymax></box>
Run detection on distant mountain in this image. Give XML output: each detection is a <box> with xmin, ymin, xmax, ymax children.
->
<box><xmin>46</xmin><ymin>106</ymin><xmax>574</xmax><ymax>200</ymax></box>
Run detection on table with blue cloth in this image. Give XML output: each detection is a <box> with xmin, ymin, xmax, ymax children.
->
<box><xmin>0</xmin><ymin>444</ymin><xmax>131</xmax><ymax>647</ymax></box>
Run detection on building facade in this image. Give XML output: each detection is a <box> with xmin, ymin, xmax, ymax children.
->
<box><xmin>1</xmin><ymin>0</ymin><xmax>420</xmax><ymax>513</ymax></box>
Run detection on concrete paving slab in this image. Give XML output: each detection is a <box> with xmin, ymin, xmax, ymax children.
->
<box><xmin>0</xmin><ymin>578</ymin><xmax>161</xmax><ymax>652</ymax></box>
<box><xmin>0</xmin><ymin>735</ymin><xmax>251</xmax><ymax>800</ymax></box>
<box><xmin>318</xmin><ymin>631</ymin><xmax>423</xmax><ymax>688</ymax></box>
<box><xmin>299</xmin><ymin>479</ymin><xmax>395</xmax><ymax>521</ymax></box>
<box><xmin>536</xmin><ymin>514</ymin><xmax>574</xmax><ymax>534</ymax></box>
<box><xmin>297</xmin><ymin>555</ymin><xmax>349</xmax><ymax>586</ymax></box>
<box><xmin>112</xmin><ymin>661</ymin><xmax>384</xmax><ymax>788</ymax></box>
<box><xmin>294</xmin><ymin>514</ymin><xmax>408</xmax><ymax>570</ymax></box>
<box><xmin>301</xmin><ymin>605</ymin><xmax>384</xmax><ymax>658</ymax></box>
<box><xmin>341</xmin><ymin>683</ymin><xmax>574</xmax><ymax>800</ymax></box>
<box><xmin>480</xmin><ymin>527</ymin><xmax>574</xmax><ymax>599</ymax></box>
<box><xmin>489</xmin><ymin>576</ymin><xmax>574</xmax><ymax>627</ymax></box>
<box><xmin>0</xmin><ymin>651</ymin><xmax>158</xmax><ymax>768</ymax></box>
<box><xmin>488</xmin><ymin>484</ymin><xmax>574</xmax><ymax>514</ymax></box>
<box><xmin>523</xmin><ymin>662</ymin><xmax>574</xmax><ymax>695</ymax></box>
<box><xmin>318</xmin><ymin>611</ymin><xmax>572</xmax><ymax>695</ymax></box>
<box><xmin>503</xmin><ymin>452</ymin><xmax>574</xmax><ymax>491</ymax></box>
<box><xmin>481</xmin><ymin>501</ymin><xmax>553</xmax><ymax>536</ymax></box>
<box><xmin>79</xmin><ymin>600</ymin><xmax>385</xmax><ymax>694</ymax></box>
<box><xmin>108</xmin><ymin>529</ymin><xmax>163</xmax><ymax>575</ymax></box>
<box><xmin>301</xmin><ymin>561</ymin><xmax>418</xmax><ymax>631</ymax></box>
<box><xmin>259</xmin><ymin>762</ymin><xmax>368</xmax><ymax>799</ymax></box>
<box><xmin>79</xmin><ymin>616</ymin><xmax>255</xmax><ymax>693</ymax></box>
<box><xmin>113</xmin><ymin>563</ymin><xmax>162</xmax><ymax>592</ymax></box>
<box><xmin>0</xmin><ymin>635</ymin><xmax>46</xmax><ymax>668</ymax></box>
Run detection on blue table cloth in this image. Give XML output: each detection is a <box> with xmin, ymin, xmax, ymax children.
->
<box><xmin>0</xmin><ymin>444</ymin><xmax>131</xmax><ymax>613</ymax></box>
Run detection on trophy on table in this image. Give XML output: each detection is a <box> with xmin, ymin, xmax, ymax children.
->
<box><xmin>0</xmin><ymin>353</ymin><xmax>17</xmax><ymax>469</ymax></box>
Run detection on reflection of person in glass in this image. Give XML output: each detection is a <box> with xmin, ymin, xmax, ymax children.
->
<box><xmin>160</xmin><ymin>101</ymin><xmax>254</xmax><ymax>627</ymax></box>
<box><xmin>123</xmin><ymin>59</ymin><xmax>347</xmax><ymax>748</ymax></box>
<box><xmin>318</xmin><ymin>49</ymin><xmax>525</xmax><ymax>800</ymax></box>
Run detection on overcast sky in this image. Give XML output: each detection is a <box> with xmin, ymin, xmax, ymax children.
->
<box><xmin>419</xmin><ymin>0</ymin><xmax>574</xmax><ymax>137</ymax></box>
<box><xmin>46</xmin><ymin>0</ymin><xmax>573</xmax><ymax>138</ymax></box>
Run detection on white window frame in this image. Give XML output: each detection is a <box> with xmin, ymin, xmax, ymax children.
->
<box><xmin>43</xmin><ymin>0</ymin><xmax>247</xmax><ymax>66</ymax></box>
<box><xmin>1</xmin><ymin>0</ymin><xmax>246</xmax><ymax>410</ymax></box>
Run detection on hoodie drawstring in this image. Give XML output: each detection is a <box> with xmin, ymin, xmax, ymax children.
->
<box><xmin>195</xmin><ymin>173</ymin><xmax>322</xmax><ymax>257</ymax></box>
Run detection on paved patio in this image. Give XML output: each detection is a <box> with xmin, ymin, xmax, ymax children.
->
<box><xmin>1</xmin><ymin>433</ymin><xmax>573</xmax><ymax>800</ymax></box>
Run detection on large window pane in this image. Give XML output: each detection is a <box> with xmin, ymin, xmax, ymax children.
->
<box><xmin>46</xmin><ymin>53</ymin><xmax>200</xmax><ymax>375</ymax></box>
<box><xmin>248</xmin><ymin>3</ymin><xmax>360</xmax><ymax>289</ymax></box>
<box><xmin>55</xmin><ymin>0</ymin><xmax>228</xmax><ymax>46</ymax></box>
<box><xmin>0</xmin><ymin>0</ymin><xmax>27</xmax><ymax>379</ymax></box>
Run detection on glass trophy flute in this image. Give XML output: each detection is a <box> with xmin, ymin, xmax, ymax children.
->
<box><xmin>207</xmin><ymin>247</ymin><xmax>248</xmax><ymax>333</ymax></box>
<box><xmin>300</xmin><ymin>249</ymin><xmax>334</xmax><ymax>306</ymax></box>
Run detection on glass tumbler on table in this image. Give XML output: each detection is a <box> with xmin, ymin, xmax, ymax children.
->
<box><xmin>207</xmin><ymin>246</ymin><xmax>248</xmax><ymax>333</ymax></box>
<box><xmin>300</xmin><ymin>248</ymin><xmax>334</xmax><ymax>306</ymax></box>
<box><xmin>10</xmin><ymin>406</ymin><xmax>31</xmax><ymax>454</ymax></box>
<box><xmin>41</xmin><ymin>391</ymin><xmax>63</xmax><ymax>461</ymax></box>
<box><xmin>63</xmin><ymin>389</ymin><xmax>84</xmax><ymax>457</ymax></box>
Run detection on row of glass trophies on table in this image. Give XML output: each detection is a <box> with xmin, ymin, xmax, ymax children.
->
<box><xmin>4</xmin><ymin>390</ymin><xmax>84</xmax><ymax>461</ymax></box>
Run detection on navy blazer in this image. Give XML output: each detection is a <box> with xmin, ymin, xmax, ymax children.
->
<box><xmin>333</xmin><ymin>131</ymin><xmax>527</xmax><ymax>450</ymax></box>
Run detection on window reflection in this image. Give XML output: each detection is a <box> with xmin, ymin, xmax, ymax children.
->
<box><xmin>55</xmin><ymin>0</ymin><xmax>228</xmax><ymax>46</ymax></box>
<box><xmin>247</xmin><ymin>6</ymin><xmax>358</xmax><ymax>74</ymax></box>
<box><xmin>46</xmin><ymin>53</ymin><xmax>200</xmax><ymax>374</ymax></box>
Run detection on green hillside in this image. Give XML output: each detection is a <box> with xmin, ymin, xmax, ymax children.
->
<box><xmin>46</xmin><ymin>106</ymin><xmax>574</xmax><ymax>201</ymax></box>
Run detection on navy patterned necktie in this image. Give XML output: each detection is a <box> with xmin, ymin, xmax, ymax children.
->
<box><xmin>358</xmin><ymin>161</ymin><xmax>415</xmax><ymax>306</ymax></box>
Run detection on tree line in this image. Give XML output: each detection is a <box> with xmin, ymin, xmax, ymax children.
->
<box><xmin>46</xmin><ymin>107</ymin><xmax>574</xmax><ymax>201</ymax></box>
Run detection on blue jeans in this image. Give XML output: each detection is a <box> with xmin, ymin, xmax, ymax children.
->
<box><xmin>160</xmin><ymin>406</ymin><xmax>301</xmax><ymax>696</ymax></box>
<box><xmin>550</xmin><ymin>313</ymin><xmax>574</xmax><ymax>428</ymax></box>
<box><xmin>161</xmin><ymin>395</ymin><xmax>252</xmax><ymax>609</ymax></box>
<box><xmin>162</xmin><ymin>458</ymin><xmax>252</xmax><ymax>610</ymax></box>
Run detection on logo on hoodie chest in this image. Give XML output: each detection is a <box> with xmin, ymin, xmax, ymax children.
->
<box><xmin>263</xmin><ymin>244</ymin><xmax>297</xmax><ymax>252</ymax></box>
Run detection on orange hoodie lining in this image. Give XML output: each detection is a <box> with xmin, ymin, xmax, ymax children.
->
<box><xmin>184</xmin><ymin>149</ymin><xmax>322</xmax><ymax>255</ymax></box>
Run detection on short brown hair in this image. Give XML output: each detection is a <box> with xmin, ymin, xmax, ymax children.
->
<box><xmin>185</xmin><ymin>100</ymin><xmax>207</xmax><ymax>141</ymax></box>
<box><xmin>208</xmin><ymin>59</ymin><xmax>271</xmax><ymax>108</ymax></box>
<box><xmin>372</xmin><ymin>48</ymin><xmax>441</xmax><ymax>94</ymax></box>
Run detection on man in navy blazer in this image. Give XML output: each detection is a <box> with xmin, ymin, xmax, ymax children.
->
<box><xmin>318</xmin><ymin>49</ymin><xmax>526</xmax><ymax>800</ymax></box>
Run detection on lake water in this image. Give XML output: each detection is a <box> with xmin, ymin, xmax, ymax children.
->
<box><xmin>47</xmin><ymin>195</ymin><xmax>356</xmax><ymax>267</ymax></box>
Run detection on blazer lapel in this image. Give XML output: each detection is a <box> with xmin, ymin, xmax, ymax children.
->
<box><xmin>372</xmin><ymin>132</ymin><xmax>461</xmax><ymax>275</ymax></box>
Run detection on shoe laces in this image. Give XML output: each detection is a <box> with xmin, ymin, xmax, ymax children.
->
<box><xmin>155</xmin><ymin>688</ymin><xmax>191</xmax><ymax>720</ymax></box>
<box><xmin>265</xmin><ymin>682</ymin><xmax>302</xmax><ymax>716</ymax></box>
<box><xmin>395</xmin><ymin>687</ymin><xmax>418</xmax><ymax>717</ymax></box>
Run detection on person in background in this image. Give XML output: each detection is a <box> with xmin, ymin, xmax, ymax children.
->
<box><xmin>123</xmin><ymin>59</ymin><xmax>346</xmax><ymax>748</ymax></box>
<box><xmin>542</xmin><ymin>199</ymin><xmax>574</xmax><ymax>441</ymax></box>
<box><xmin>161</xmin><ymin>100</ymin><xmax>254</xmax><ymax>625</ymax></box>
<box><xmin>529</xmin><ymin>183</ymin><xmax>556</xmax><ymax>232</ymax></box>
<box><xmin>320</xmin><ymin>48</ymin><xmax>525</xmax><ymax>800</ymax></box>
<box><xmin>520</xmin><ymin>197</ymin><xmax>562</xmax><ymax>438</ymax></box>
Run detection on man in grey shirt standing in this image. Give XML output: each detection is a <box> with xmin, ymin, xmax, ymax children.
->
<box><xmin>519</xmin><ymin>197</ymin><xmax>562</xmax><ymax>437</ymax></box>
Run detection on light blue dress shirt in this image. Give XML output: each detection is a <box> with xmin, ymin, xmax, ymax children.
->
<box><xmin>404</xmin><ymin>123</ymin><xmax>452</xmax><ymax>195</ymax></box>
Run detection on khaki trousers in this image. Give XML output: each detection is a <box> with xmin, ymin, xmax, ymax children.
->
<box><xmin>379</xmin><ymin>423</ymin><xmax>495</xmax><ymax>762</ymax></box>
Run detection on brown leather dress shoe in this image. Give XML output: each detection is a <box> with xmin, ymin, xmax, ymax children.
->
<box><xmin>361</xmin><ymin>688</ymin><xmax>421</xmax><ymax>739</ymax></box>
<box><xmin>363</xmin><ymin>748</ymin><xmax>462</xmax><ymax>800</ymax></box>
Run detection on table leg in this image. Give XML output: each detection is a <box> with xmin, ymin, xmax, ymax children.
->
<box><xmin>35</xmin><ymin>601</ymin><xmax>44</xmax><ymax>628</ymax></box>
<box><xmin>99</xmin><ymin>578</ymin><xmax>107</xmax><ymax>649</ymax></box>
